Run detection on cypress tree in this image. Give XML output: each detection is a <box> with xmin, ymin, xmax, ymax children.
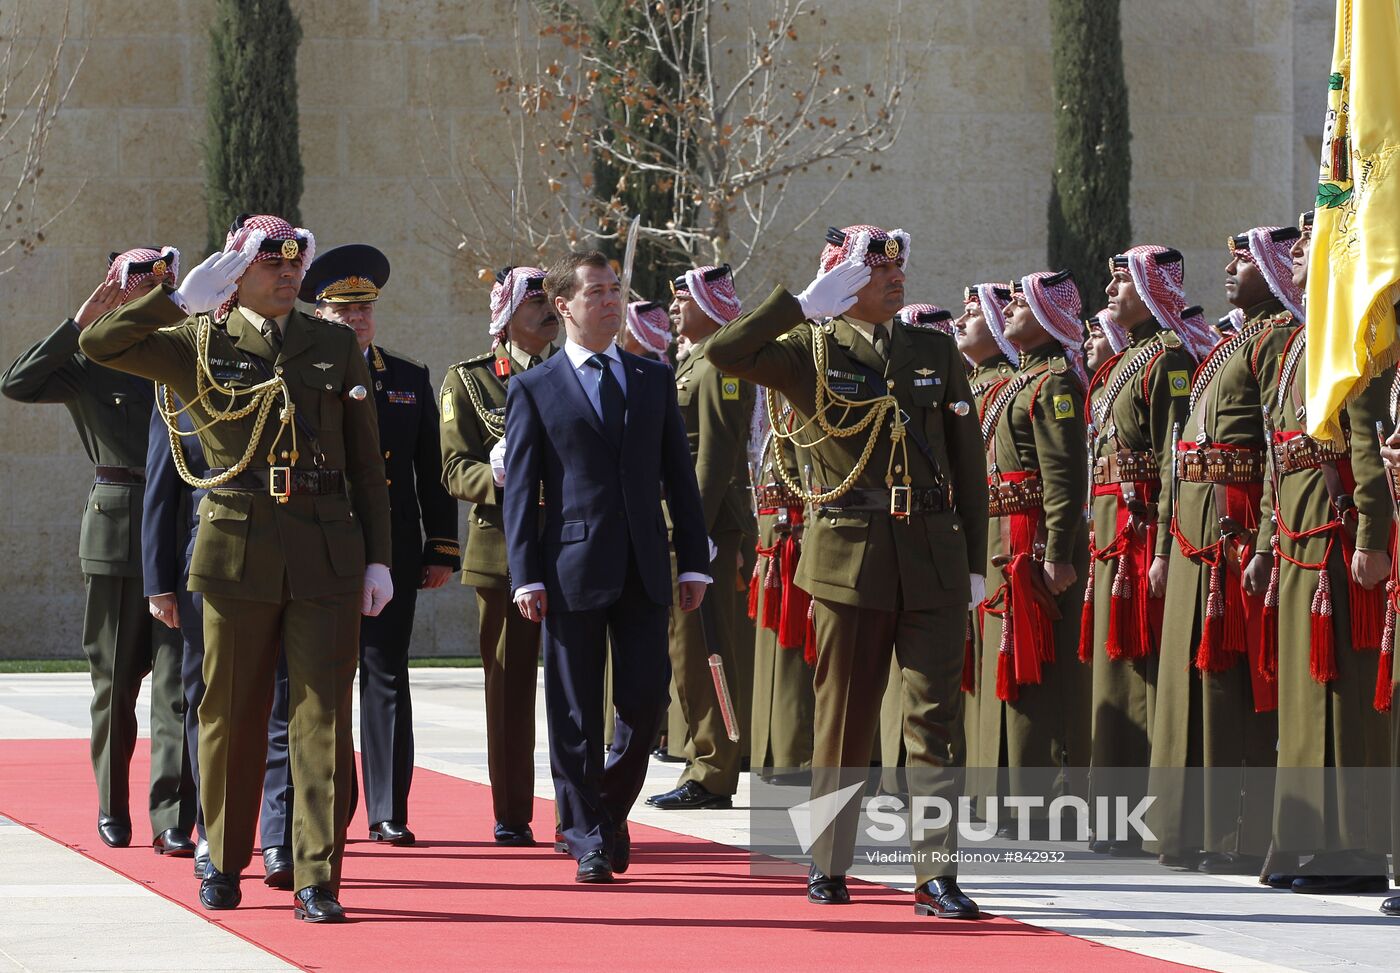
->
<box><xmin>204</xmin><ymin>0</ymin><xmax>304</xmax><ymax>251</ymax></box>
<box><xmin>1047</xmin><ymin>0</ymin><xmax>1131</xmax><ymax>309</ymax></box>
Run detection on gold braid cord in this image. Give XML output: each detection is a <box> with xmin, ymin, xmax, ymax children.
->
<box><xmin>765</xmin><ymin>322</ymin><xmax>908</xmax><ymax>505</ymax></box>
<box><xmin>458</xmin><ymin>364</ymin><xmax>506</xmax><ymax>440</ymax></box>
<box><xmin>155</xmin><ymin>315</ymin><xmax>297</xmax><ymax>490</ymax></box>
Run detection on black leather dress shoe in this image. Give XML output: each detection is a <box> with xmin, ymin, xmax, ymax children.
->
<box><xmin>645</xmin><ymin>780</ymin><xmax>733</xmax><ymax>810</ymax></box>
<box><xmin>1381</xmin><ymin>895</ymin><xmax>1400</xmax><ymax>916</ymax></box>
<box><xmin>1291</xmin><ymin>874</ymin><xmax>1388</xmax><ymax>894</ymax></box>
<box><xmin>651</xmin><ymin>747</ymin><xmax>687</xmax><ymax>763</ymax></box>
<box><xmin>1158</xmin><ymin>852</ymin><xmax>1200</xmax><ymax>871</ymax></box>
<box><xmin>369</xmin><ymin>820</ymin><xmax>416</xmax><ymax>846</ymax></box>
<box><xmin>914</xmin><ymin>877</ymin><xmax>981</xmax><ymax>919</ymax></box>
<box><xmin>294</xmin><ymin>886</ymin><xmax>346</xmax><ymax>923</ymax></box>
<box><xmin>575</xmin><ymin>850</ymin><xmax>613</xmax><ymax>884</ymax></box>
<box><xmin>1262</xmin><ymin>873</ymin><xmax>1298</xmax><ymax>889</ymax></box>
<box><xmin>807</xmin><ymin>866</ymin><xmax>850</xmax><ymax>904</ymax></box>
<box><xmin>152</xmin><ymin>828</ymin><xmax>196</xmax><ymax>857</ymax></box>
<box><xmin>262</xmin><ymin>845</ymin><xmax>293</xmax><ymax>890</ymax></box>
<box><xmin>553</xmin><ymin>831</ymin><xmax>569</xmax><ymax>854</ymax></box>
<box><xmin>494</xmin><ymin>823</ymin><xmax>536</xmax><ymax>846</ymax></box>
<box><xmin>611</xmin><ymin>822</ymin><xmax>631</xmax><ymax>874</ymax></box>
<box><xmin>199</xmin><ymin>869</ymin><xmax>241</xmax><ymax>910</ymax></box>
<box><xmin>97</xmin><ymin>815</ymin><xmax>131</xmax><ymax>849</ymax></box>
<box><xmin>1108</xmin><ymin>839</ymin><xmax>1150</xmax><ymax>858</ymax></box>
<box><xmin>1198</xmin><ymin>852</ymin><xmax>1263</xmax><ymax>875</ymax></box>
<box><xmin>193</xmin><ymin>838</ymin><xmax>210</xmax><ymax>879</ymax></box>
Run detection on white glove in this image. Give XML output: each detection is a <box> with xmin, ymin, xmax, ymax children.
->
<box><xmin>490</xmin><ymin>437</ymin><xmax>507</xmax><ymax>487</ymax></box>
<box><xmin>707</xmin><ymin>536</ymin><xmax>718</xmax><ymax>563</ymax></box>
<box><xmin>794</xmin><ymin>241</ymin><xmax>872</xmax><ymax>320</ymax></box>
<box><xmin>968</xmin><ymin>573</ymin><xmax>986</xmax><ymax>612</ymax></box>
<box><xmin>363</xmin><ymin>563</ymin><xmax>394</xmax><ymax>617</ymax></box>
<box><xmin>170</xmin><ymin>247</ymin><xmax>254</xmax><ymax>314</ymax></box>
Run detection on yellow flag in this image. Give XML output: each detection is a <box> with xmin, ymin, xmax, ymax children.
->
<box><xmin>1305</xmin><ymin>0</ymin><xmax>1400</xmax><ymax>443</ymax></box>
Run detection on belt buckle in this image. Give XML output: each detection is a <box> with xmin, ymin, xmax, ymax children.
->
<box><xmin>269</xmin><ymin>466</ymin><xmax>292</xmax><ymax>503</ymax></box>
<box><xmin>890</xmin><ymin>485</ymin><xmax>912</xmax><ymax>519</ymax></box>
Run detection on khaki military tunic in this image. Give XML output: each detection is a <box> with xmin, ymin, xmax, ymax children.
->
<box><xmin>708</xmin><ymin>288</ymin><xmax>987</xmax><ymax>884</ymax></box>
<box><xmin>79</xmin><ymin>286</ymin><xmax>391</xmax><ymax>894</ymax></box>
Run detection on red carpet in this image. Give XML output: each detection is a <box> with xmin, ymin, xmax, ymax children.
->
<box><xmin>0</xmin><ymin>739</ymin><xmax>1200</xmax><ymax>972</ymax></box>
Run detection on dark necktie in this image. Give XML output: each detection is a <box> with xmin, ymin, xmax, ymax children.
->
<box><xmin>261</xmin><ymin>320</ymin><xmax>282</xmax><ymax>355</ymax></box>
<box><xmin>872</xmin><ymin>323</ymin><xmax>890</xmax><ymax>361</ymax></box>
<box><xmin>528</xmin><ymin>354</ymin><xmax>542</xmax><ymax>369</ymax></box>
<box><xmin>586</xmin><ymin>353</ymin><xmax>625</xmax><ymax>446</ymax></box>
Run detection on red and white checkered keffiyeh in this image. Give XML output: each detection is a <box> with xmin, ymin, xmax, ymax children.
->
<box><xmin>105</xmin><ymin>246</ymin><xmax>178</xmax><ymax>302</ymax></box>
<box><xmin>1095</xmin><ymin>307</ymin><xmax>1129</xmax><ymax>355</ymax></box>
<box><xmin>963</xmin><ymin>282</ymin><xmax>1020</xmax><ymax>367</ymax></box>
<box><xmin>1232</xmin><ymin>225</ymin><xmax>1305</xmax><ymax>322</ymax></box>
<box><xmin>219</xmin><ymin>214</ymin><xmax>315</xmax><ymax>321</ymax></box>
<box><xmin>1020</xmin><ymin>270</ymin><xmax>1087</xmax><ymax>387</ymax></box>
<box><xmin>819</xmin><ymin>224</ymin><xmax>911</xmax><ymax>274</ymax></box>
<box><xmin>626</xmin><ymin>301</ymin><xmax>672</xmax><ymax>356</ymax></box>
<box><xmin>489</xmin><ymin>265</ymin><xmax>547</xmax><ymax>344</ymax></box>
<box><xmin>896</xmin><ymin>303</ymin><xmax>955</xmax><ymax>336</ymax></box>
<box><xmin>1113</xmin><ymin>244</ymin><xmax>1215</xmax><ymax>360</ymax></box>
<box><xmin>1180</xmin><ymin>306</ymin><xmax>1215</xmax><ymax>356</ymax></box>
<box><xmin>675</xmin><ymin>265</ymin><xmax>743</xmax><ymax>325</ymax></box>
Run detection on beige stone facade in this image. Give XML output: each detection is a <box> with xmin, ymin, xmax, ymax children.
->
<box><xmin>0</xmin><ymin>0</ymin><xmax>1333</xmax><ymax>658</ymax></box>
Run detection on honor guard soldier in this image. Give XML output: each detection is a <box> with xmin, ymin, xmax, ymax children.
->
<box><xmin>1249</xmin><ymin>212</ymin><xmax>1393</xmax><ymax>893</ymax></box>
<box><xmin>708</xmin><ymin>224</ymin><xmax>988</xmax><ymax>919</ymax></box>
<box><xmin>78</xmin><ymin>214</ymin><xmax>393</xmax><ymax>924</ymax></box>
<box><xmin>300</xmin><ymin>244</ymin><xmax>460</xmax><ymax>847</ymax></box>
<box><xmin>1085</xmin><ymin>246</ymin><xmax>1207</xmax><ymax>859</ymax></box>
<box><xmin>622</xmin><ymin>300</ymin><xmax>672</xmax><ymax>360</ymax></box>
<box><xmin>440</xmin><ymin>265</ymin><xmax>557</xmax><ymax>846</ymax></box>
<box><xmin>648</xmin><ymin>264</ymin><xmax>756</xmax><ymax>811</ymax></box>
<box><xmin>974</xmin><ymin>272</ymin><xmax>1091</xmax><ymax>833</ymax></box>
<box><xmin>1156</xmin><ymin>226</ymin><xmax>1302</xmax><ymax>873</ymax></box>
<box><xmin>953</xmin><ymin>285</ymin><xmax>1020</xmax><ymax>771</ymax></box>
<box><xmin>3</xmin><ymin>248</ymin><xmax>195</xmax><ymax>855</ymax></box>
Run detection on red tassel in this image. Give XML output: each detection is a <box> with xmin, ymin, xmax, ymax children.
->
<box><xmin>1259</xmin><ymin>544</ymin><xmax>1280</xmax><ymax>682</ymax></box>
<box><xmin>961</xmin><ymin>617</ymin><xmax>976</xmax><ymax>693</ymax></box>
<box><xmin>777</xmin><ymin>537</ymin><xmax>810</xmax><ymax>649</ymax></box>
<box><xmin>1374</xmin><ymin>583</ymin><xmax>1396</xmax><ymax>713</ymax></box>
<box><xmin>1106</xmin><ymin>556</ymin><xmax>1134</xmax><ymax>661</ymax></box>
<box><xmin>995</xmin><ymin>609</ymin><xmax>1018</xmax><ymax>702</ymax></box>
<box><xmin>802</xmin><ymin>601</ymin><xmax>817</xmax><ymax>667</ymax></box>
<box><xmin>1309</xmin><ymin>571</ymin><xmax>1338</xmax><ymax>683</ymax></box>
<box><xmin>1195</xmin><ymin>560</ymin><xmax>1230</xmax><ymax>672</ymax></box>
<box><xmin>1349</xmin><ymin>573</ymin><xmax>1385</xmax><ymax>651</ymax></box>
<box><xmin>1078</xmin><ymin>557</ymin><xmax>1095</xmax><ymax>664</ymax></box>
<box><xmin>747</xmin><ymin>558</ymin><xmax>761</xmax><ymax>621</ymax></box>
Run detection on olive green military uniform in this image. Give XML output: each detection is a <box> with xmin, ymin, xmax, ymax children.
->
<box><xmin>1258</xmin><ymin>331</ymin><xmax>1392</xmax><ymax>868</ymax></box>
<box><xmin>440</xmin><ymin>343</ymin><xmax>548</xmax><ymax>833</ymax></box>
<box><xmin>1152</xmin><ymin>301</ymin><xmax>1286</xmax><ymax>859</ymax></box>
<box><xmin>749</xmin><ymin>434</ymin><xmax>815</xmax><ymax>772</ymax></box>
<box><xmin>668</xmin><ymin>336</ymin><xmax>757</xmax><ymax>795</ymax></box>
<box><xmin>708</xmin><ymin>289</ymin><xmax>987</xmax><ymax>884</ymax></box>
<box><xmin>977</xmin><ymin>344</ymin><xmax>1091</xmax><ymax>800</ymax></box>
<box><xmin>1</xmin><ymin>319</ymin><xmax>191</xmax><ymax>839</ymax></box>
<box><xmin>79</xmin><ymin>287</ymin><xmax>392</xmax><ymax>894</ymax></box>
<box><xmin>962</xmin><ymin>354</ymin><xmax>1016</xmax><ymax>770</ymax></box>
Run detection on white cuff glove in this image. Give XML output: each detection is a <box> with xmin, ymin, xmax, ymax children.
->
<box><xmin>794</xmin><ymin>237</ymin><xmax>873</xmax><ymax>320</ymax></box>
<box><xmin>363</xmin><ymin>563</ymin><xmax>394</xmax><ymax>617</ymax></box>
<box><xmin>968</xmin><ymin>573</ymin><xmax>986</xmax><ymax>612</ymax></box>
<box><xmin>489</xmin><ymin>437</ymin><xmax>507</xmax><ymax>487</ymax></box>
<box><xmin>707</xmin><ymin>536</ymin><xmax>718</xmax><ymax>563</ymax></box>
<box><xmin>170</xmin><ymin>246</ymin><xmax>255</xmax><ymax>314</ymax></box>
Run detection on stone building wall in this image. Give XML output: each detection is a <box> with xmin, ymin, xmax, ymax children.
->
<box><xmin>0</xmin><ymin>0</ymin><xmax>1332</xmax><ymax>658</ymax></box>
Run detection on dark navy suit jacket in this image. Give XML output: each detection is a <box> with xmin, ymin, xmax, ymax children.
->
<box><xmin>503</xmin><ymin>344</ymin><xmax>708</xmax><ymax>613</ymax></box>
<box><xmin>142</xmin><ymin>400</ymin><xmax>208</xmax><ymax>595</ymax></box>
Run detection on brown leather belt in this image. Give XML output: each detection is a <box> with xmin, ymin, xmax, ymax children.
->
<box><xmin>987</xmin><ymin>474</ymin><xmax>1043</xmax><ymax>517</ymax></box>
<box><xmin>1174</xmin><ymin>443</ymin><xmax>1264</xmax><ymax>484</ymax></box>
<box><xmin>1272</xmin><ymin>433</ymin><xmax>1349</xmax><ymax>475</ymax></box>
<box><xmin>1093</xmin><ymin>449</ymin><xmax>1159</xmax><ymax>486</ymax></box>
<box><xmin>755</xmin><ymin>483</ymin><xmax>802</xmax><ymax>508</ymax></box>
<box><xmin>94</xmin><ymin>465</ymin><xmax>146</xmax><ymax>486</ymax></box>
<box><xmin>210</xmin><ymin>468</ymin><xmax>346</xmax><ymax>497</ymax></box>
<box><xmin>818</xmin><ymin>484</ymin><xmax>952</xmax><ymax>516</ymax></box>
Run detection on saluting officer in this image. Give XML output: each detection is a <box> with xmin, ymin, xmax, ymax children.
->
<box><xmin>1</xmin><ymin>248</ymin><xmax>193</xmax><ymax>855</ymax></box>
<box><xmin>708</xmin><ymin>224</ymin><xmax>988</xmax><ymax>920</ymax></box>
<box><xmin>440</xmin><ymin>265</ymin><xmax>556</xmax><ymax>846</ymax></box>
<box><xmin>79</xmin><ymin>214</ymin><xmax>393</xmax><ymax>924</ymax></box>
<box><xmin>300</xmin><ymin>245</ymin><xmax>460</xmax><ymax>846</ymax></box>
<box><xmin>647</xmin><ymin>264</ymin><xmax>755</xmax><ymax>811</ymax></box>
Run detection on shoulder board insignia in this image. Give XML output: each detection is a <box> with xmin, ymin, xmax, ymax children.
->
<box><xmin>1049</xmin><ymin>360</ymin><xmax>1068</xmax><ymax>375</ymax></box>
<box><xmin>1160</xmin><ymin>330</ymin><xmax>1183</xmax><ymax>349</ymax></box>
<box><xmin>461</xmin><ymin>351</ymin><xmax>494</xmax><ymax>366</ymax></box>
<box><xmin>1266</xmin><ymin>310</ymin><xmax>1295</xmax><ymax>327</ymax></box>
<box><xmin>1052</xmin><ymin>393</ymin><xmax>1075</xmax><ymax>419</ymax></box>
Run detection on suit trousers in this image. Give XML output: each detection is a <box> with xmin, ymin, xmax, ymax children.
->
<box><xmin>358</xmin><ymin>567</ymin><xmax>420</xmax><ymax>826</ymax></box>
<box><xmin>544</xmin><ymin>552</ymin><xmax>670</xmax><ymax>860</ymax></box>
<box><xmin>201</xmin><ymin>589</ymin><xmax>359</xmax><ymax>893</ymax></box>
<box><xmin>809</xmin><ymin>596</ymin><xmax>965</xmax><ymax>887</ymax></box>
<box><xmin>476</xmin><ymin>586</ymin><xmax>542</xmax><ymax>830</ymax></box>
<box><xmin>82</xmin><ymin>573</ymin><xmax>191</xmax><ymax>836</ymax></box>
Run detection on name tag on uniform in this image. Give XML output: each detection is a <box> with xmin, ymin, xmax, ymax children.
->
<box><xmin>387</xmin><ymin>390</ymin><xmax>417</xmax><ymax>405</ymax></box>
<box><xmin>721</xmin><ymin>376</ymin><xmax>740</xmax><ymax>400</ymax></box>
<box><xmin>830</xmin><ymin>381</ymin><xmax>859</xmax><ymax>395</ymax></box>
<box><xmin>1167</xmin><ymin>370</ymin><xmax>1190</xmax><ymax>396</ymax></box>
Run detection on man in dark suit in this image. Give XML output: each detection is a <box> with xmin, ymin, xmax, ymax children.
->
<box><xmin>502</xmin><ymin>250</ymin><xmax>710</xmax><ymax>883</ymax></box>
<box><xmin>299</xmin><ymin>244</ymin><xmax>461</xmax><ymax>846</ymax></box>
